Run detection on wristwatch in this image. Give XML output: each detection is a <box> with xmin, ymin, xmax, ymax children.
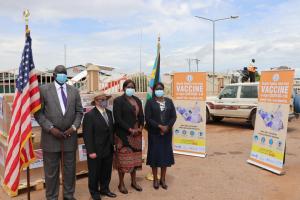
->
<box><xmin>71</xmin><ymin>125</ymin><xmax>77</xmax><ymax>131</ymax></box>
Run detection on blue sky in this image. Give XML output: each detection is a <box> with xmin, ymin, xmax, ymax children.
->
<box><xmin>0</xmin><ymin>0</ymin><xmax>299</xmax><ymax>77</ymax></box>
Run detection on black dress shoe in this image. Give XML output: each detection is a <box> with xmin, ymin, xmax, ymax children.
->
<box><xmin>92</xmin><ymin>197</ymin><xmax>101</xmax><ymax>200</ymax></box>
<box><xmin>160</xmin><ymin>180</ymin><xmax>168</xmax><ymax>190</ymax></box>
<box><xmin>64</xmin><ymin>198</ymin><xmax>77</xmax><ymax>200</ymax></box>
<box><xmin>131</xmin><ymin>183</ymin><xmax>143</xmax><ymax>192</ymax></box>
<box><xmin>153</xmin><ymin>180</ymin><xmax>159</xmax><ymax>190</ymax></box>
<box><xmin>118</xmin><ymin>185</ymin><xmax>128</xmax><ymax>194</ymax></box>
<box><xmin>100</xmin><ymin>191</ymin><xmax>117</xmax><ymax>198</ymax></box>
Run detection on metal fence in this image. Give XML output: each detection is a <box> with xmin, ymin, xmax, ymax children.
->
<box><xmin>0</xmin><ymin>69</ymin><xmax>53</xmax><ymax>94</ymax></box>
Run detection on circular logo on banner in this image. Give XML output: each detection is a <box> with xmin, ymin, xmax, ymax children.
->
<box><xmin>272</xmin><ymin>73</ymin><xmax>280</xmax><ymax>82</ymax></box>
<box><xmin>269</xmin><ymin>139</ymin><xmax>273</xmax><ymax>145</ymax></box>
<box><xmin>190</xmin><ymin>131</ymin><xmax>195</xmax><ymax>136</ymax></box>
<box><xmin>186</xmin><ymin>75</ymin><xmax>193</xmax><ymax>82</ymax></box>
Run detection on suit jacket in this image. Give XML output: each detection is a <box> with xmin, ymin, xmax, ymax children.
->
<box><xmin>113</xmin><ymin>94</ymin><xmax>144</xmax><ymax>145</ymax></box>
<box><xmin>145</xmin><ymin>97</ymin><xmax>177</xmax><ymax>135</ymax></box>
<box><xmin>82</xmin><ymin>107</ymin><xmax>114</xmax><ymax>158</ymax></box>
<box><xmin>34</xmin><ymin>82</ymin><xmax>83</xmax><ymax>152</ymax></box>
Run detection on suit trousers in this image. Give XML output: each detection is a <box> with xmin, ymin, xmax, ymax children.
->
<box><xmin>43</xmin><ymin>151</ymin><xmax>76</xmax><ymax>200</ymax></box>
<box><xmin>249</xmin><ymin>71</ymin><xmax>256</xmax><ymax>82</ymax></box>
<box><xmin>87</xmin><ymin>153</ymin><xmax>113</xmax><ymax>199</ymax></box>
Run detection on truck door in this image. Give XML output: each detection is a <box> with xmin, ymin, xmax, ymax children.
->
<box><xmin>238</xmin><ymin>85</ymin><xmax>258</xmax><ymax>117</ymax></box>
<box><xmin>214</xmin><ymin>85</ymin><xmax>239</xmax><ymax>116</ymax></box>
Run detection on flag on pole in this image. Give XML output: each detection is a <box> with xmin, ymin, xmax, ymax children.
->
<box><xmin>147</xmin><ymin>36</ymin><xmax>161</xmax><ymax>99</ymax></box>
<box><xmin>2</xmin><ymin>33</ymin><xmax>41</xmax><ymax>196</ymax></box>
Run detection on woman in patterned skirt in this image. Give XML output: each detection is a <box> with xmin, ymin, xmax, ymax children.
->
<box><xmin>113</xmin><ymin>79</ymin><xmax>144</xmax><ymax>194</ymax></box>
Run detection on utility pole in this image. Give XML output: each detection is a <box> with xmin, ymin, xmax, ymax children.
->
<box><xmin>139</xmin><ymin>29</ymin><xmax>142</xmax><ymax>91</ymax></box>
<box><xmin>191</xmin><ymin>58</ymin><xmax>200</xmax><ymax>72</ymax></box>
<box><xmin>64</xmin><ymin>44</ymin><xmax>67</xmax><ymax>67</ymax></box>
<box><xmin>187</xmin><ymin>58</ymin><xmax>191</xmax><ymax>72</ymax></box>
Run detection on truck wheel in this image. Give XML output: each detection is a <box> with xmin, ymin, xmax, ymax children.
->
<box><xmin>212</xmin><ymin>116</ymin><xmax>224</xmax><ymax>122</ymax></box>
<box><xmin>206</xmin><ymin>108</ymin><xmax>210</xmax><ymax>123</ymax></box>
<box><xmin>250</xmin><ymin>111</ymin><xmax>256</xmax><ymax>129</ymax></box>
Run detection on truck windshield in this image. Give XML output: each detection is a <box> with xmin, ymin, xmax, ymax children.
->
<box><xmin>219</xmin><ymin>86</ymin><xmax>238</xmax><ymax>98</ymax></box>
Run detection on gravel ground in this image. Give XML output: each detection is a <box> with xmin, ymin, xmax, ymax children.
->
<box><xmin>2</xmin><ymin>118</ymin><xmax>300</xmax><ymax>200</ymax></box>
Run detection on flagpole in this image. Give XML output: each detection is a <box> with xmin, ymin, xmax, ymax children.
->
<box><xmin>146</xmin><ymin>35</ymin><xmax>161</xmax><ymax>181</ymax></box>
<box><xmin>23</xmin><ymin>9</ymin><xmax>31</xmax><ymax>200</ymax></box>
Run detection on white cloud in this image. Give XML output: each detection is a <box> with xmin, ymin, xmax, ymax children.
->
<box><xmin>0</xmin><ymin>0</ymin><xmax>299</xmax><ymax>78</ymax></box>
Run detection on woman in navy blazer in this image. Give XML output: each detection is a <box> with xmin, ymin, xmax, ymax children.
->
<box><xmin>145</xmin><ymin>82</ymin><xmax>177</xmax><ymax>190</ymax></box>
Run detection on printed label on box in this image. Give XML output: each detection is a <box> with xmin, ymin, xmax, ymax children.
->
<box><xmin>78</xmin><ymin>144</ymin><xmax>87</xmax><ymax>161</ymax></box>
<box><xmin>29</xmin><ymin>149</ymin><xmax>43</xmax><ymax>169</ymax></box>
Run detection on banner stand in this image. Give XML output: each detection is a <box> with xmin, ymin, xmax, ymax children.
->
<box><xmin>247</xmin><ymin>159</ymin><xmax>284</xmax><ymax>175</ymax></box>
<box><xmin>172</xmin><ymin>72</ymin><xmax>207</xmax><ymax>157</ymax></box>
<box><xmin>174</xmin><ymin>151</ymin><xmax>206</xmax><ymax>158</ymax></box>
<box><xmin>247</xmin><ymin>70</ymin><xmax>294</xmax><ymax>175</ymax></box>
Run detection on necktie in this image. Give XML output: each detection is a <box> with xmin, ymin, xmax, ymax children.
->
<box><xmin>102</xmin><ymin>111</ymin><xmax>109</xmax><ymax>125</ymax></box>
<box><xmin>60</xmin><ymin>86</ymin><xmax>67</xmax><ymax>109</ymax></box>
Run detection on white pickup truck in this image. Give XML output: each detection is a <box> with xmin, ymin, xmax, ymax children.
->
<box><xmin>206</xmin><ymin>82</ymin><xmax>297</xmax><ymax>128</ymax></box>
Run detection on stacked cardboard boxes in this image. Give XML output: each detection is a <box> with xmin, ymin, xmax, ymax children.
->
<box><xmin>0</xmin><ymin>94</ymin><xmax>44</xmax><ymax>196</ymax></box>
<box><xmin>0</xmin><ymin>91</ymin><xmax>148</xmax><ymax>196</ymax></box>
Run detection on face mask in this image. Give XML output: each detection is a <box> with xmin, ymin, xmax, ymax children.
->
<box><xmin>125</xmin><ymin>88</ymin><xmax>135</xmax><ymax>97</ymax></box>
<box><xmin>99</xmin><ymin>100</ymin><xmax>108</xmax><ymax>108</ymax></box>
<box><xmin>56</xmin><ymin>73</ymin><xmax>68</xmax><ymax>84</ymax></box>
<box><xmin>155</xmin><ymin>90</ymin><xmax>164</xmax><ymax>97</ymax></box>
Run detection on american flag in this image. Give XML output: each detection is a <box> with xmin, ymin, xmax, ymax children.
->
<box><xmin>2</xmin><ymin>33</ymin><xmax>41</xmax><ymax>196</ymax></box>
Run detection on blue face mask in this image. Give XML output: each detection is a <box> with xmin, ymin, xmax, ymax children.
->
<box><xmin>155</xmin><ymin>90</ymin><xmax>164</xmax><ymax>97</ymax></box>
<box><xmin>125</xmin><ymin>88</ymin><xmax>135</xmax><ymax>97</ymax></box>
<box><xmin>56</xmin><ymin>73</ymin><xmax>68</xmax><ymax>84</ymax></box>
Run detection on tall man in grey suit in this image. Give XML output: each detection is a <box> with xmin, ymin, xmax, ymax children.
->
<box><xmin>35</xmin><ymin>65</ymin><xmax>83</xmax><ymax>200</ymax></box>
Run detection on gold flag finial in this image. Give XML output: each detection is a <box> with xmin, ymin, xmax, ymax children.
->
<box><xmin>23</xmin><ymin>9</ymin><xmax>30</xmax><ymax>34</ymax></box>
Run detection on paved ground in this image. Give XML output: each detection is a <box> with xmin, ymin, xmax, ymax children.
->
<box><xmin>2</xmin><ymin>118</ymin><xmax>300</xmax><ymax>200</ymax></box>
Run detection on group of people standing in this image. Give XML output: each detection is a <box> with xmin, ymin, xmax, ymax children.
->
<box><xmin>35</xmin><ymin>65</ymin><xmax>177</xmax><ymax>200</ymax></box>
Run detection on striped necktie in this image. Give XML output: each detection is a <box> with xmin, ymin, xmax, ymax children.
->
<box><xmin>102</xmin><ymin>111</ymin><xmax>109</xmax><ymax>125</ymax></box>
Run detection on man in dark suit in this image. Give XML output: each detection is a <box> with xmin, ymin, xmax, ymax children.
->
<box><xmin>83</xmin><ymin>92</ymin><xmax>117</xmax><ymax>200</ymax></box>
<box><xmin>34</xmin><ymin>65</ymin><xmax>83</xmax><ymax>200</ymax></box>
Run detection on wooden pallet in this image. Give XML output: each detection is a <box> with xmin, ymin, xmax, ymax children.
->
<box><xmin>17</xmin><ymin>179</ymin><xmax>45</xmax><ymax>194</ymax></box>
<box><xmin>76</xmin><ymin>170</ymin><xmax>88</xmax><ymax>179</ymax></box>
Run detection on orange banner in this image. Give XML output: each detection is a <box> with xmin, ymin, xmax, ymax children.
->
<box><xmin>248</xmin><ymin>69</ymin><xmax>295</xmax><ymax>174</ymax></box>
<box><xmin>259</xmin><ymin>70</ymin><xmax>295</xmax><ymax>104</ymax></box>
<box><xmin>173</xmin><ymin>72</ymin><xmax>206</xmax><ymax>100</ymax></box>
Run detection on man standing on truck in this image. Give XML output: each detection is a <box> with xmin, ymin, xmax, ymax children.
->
<box><xmin>248</xmin><ymin>59</ymin><xmax>257</xmax><ymax>82</ymax></box>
